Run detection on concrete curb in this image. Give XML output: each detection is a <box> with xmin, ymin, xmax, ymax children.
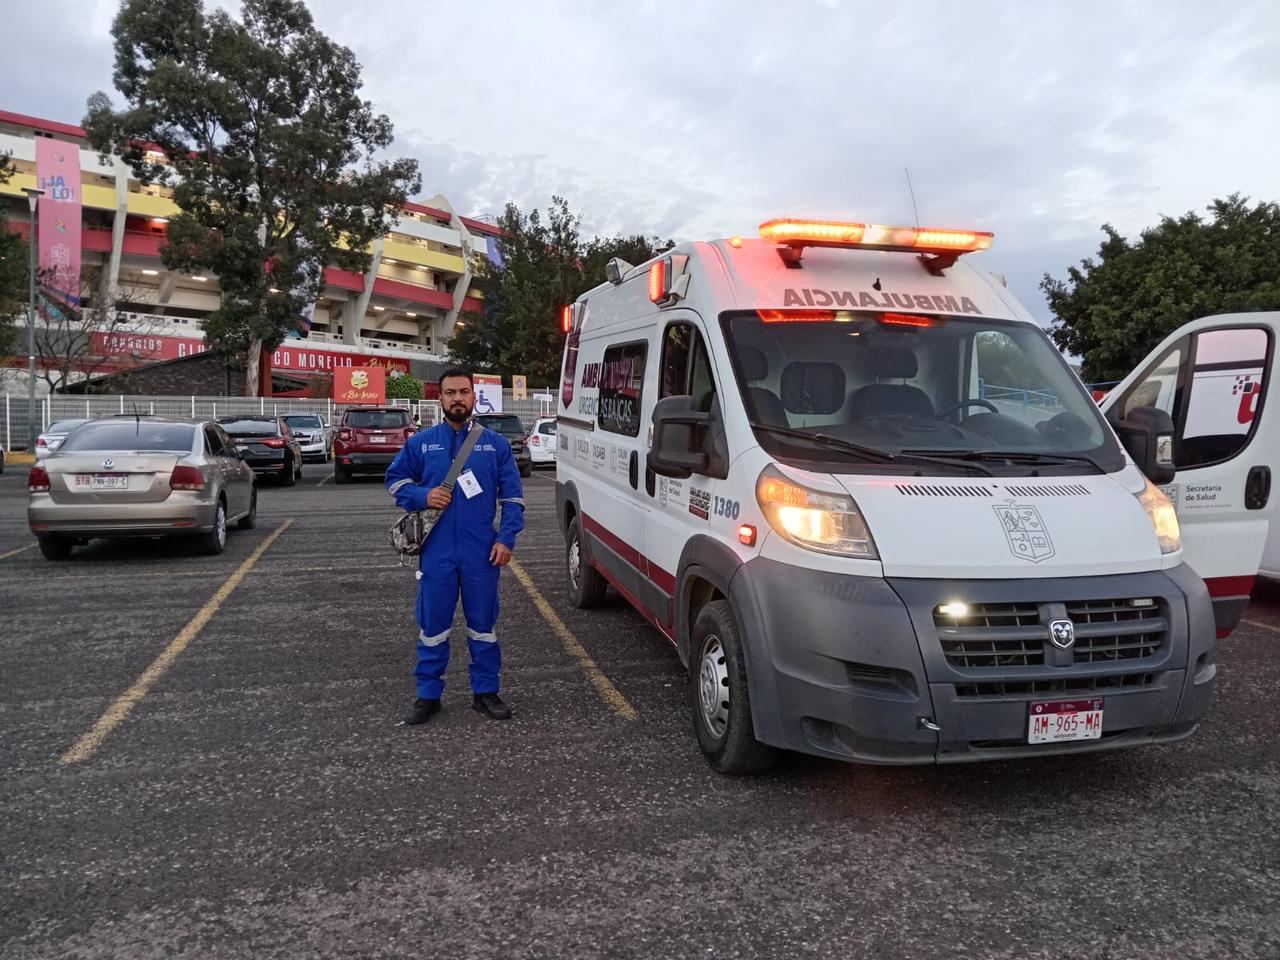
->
<box><xmin>5</xmin><ymin>452</ymin><xmax>35</xmax><ymax>465</ymax></box>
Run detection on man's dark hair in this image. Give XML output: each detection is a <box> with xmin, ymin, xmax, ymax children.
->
<box><xmin>439</xmin><ymin>367</ymin><xmax>474</xmax><ymax>389</ymax></box>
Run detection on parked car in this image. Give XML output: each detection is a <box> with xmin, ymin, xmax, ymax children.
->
<box><xmin>333</xmin><ymin>406</ymin><xmax>414</xmax><ymax>483</ymax></box>
<box><xmin>474</xmin><ymin>413</ymin><xmax>533</xmax><ymax>477</ymax></box>
<box><xmin>36</xmin><ymin>419</ymin><xmax>90</xmax><ymax>459</ymax></box>
<box><xmin>527</xmin><ymin>416</ymin><xmax>558</xmax><ymax>466</ymax></box>
<box><xmin>282</xmin><ymin>413</ymin><xmax>331</xmax><ymax>463</ymax></box>
<box><xmin>217</xmin><ymin>416</ymin><xmax>305</xmax><ymax>485</ymax></box>
<box><xmin>27</xmin><ymin>416</ymin><xmax>256</xmax><ymax>559</ymax></box>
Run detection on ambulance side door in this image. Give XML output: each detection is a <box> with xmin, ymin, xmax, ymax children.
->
<box><xmin>581</xmin><ymin>334</ymin><xmax>653</xmax><ymax>614</ymax></box>
<box><xmin>1104</xmin><ymin>315</ymin><xmax>1279</xmax><ymax>635</ymax></box>
<box><xmin>643</xmin><ymin>315</ymin><xmax>729</xmax><ymax>636</ymax></box>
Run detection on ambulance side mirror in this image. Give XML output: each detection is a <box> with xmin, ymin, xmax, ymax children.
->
<box><xmin>649</xmin><ymin>395</ymin><xmax>729</xmax><ymax>480</ymax></box>
<box><xmin>1112</xmin><ymin>405</ymin><xmax>1176</xmax><ymax>485</ymax></box>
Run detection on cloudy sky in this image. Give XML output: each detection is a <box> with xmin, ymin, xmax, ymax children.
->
<box><xmin>5</xmin><ymin>0</ymin><xmax>1279</xmax><ymax>322</ymax></box>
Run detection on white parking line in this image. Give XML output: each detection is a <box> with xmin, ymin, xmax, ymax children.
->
<box><xmin>0</xmin><ymin>543</ymin><xmax>36</xmax><ymax>561</ymax></box>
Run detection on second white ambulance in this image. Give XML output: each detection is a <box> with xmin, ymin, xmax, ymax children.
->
<box><xmin>555</xmin><ymin>218</ymin><xmax>1217</xmax><ymax>774</ymax></box>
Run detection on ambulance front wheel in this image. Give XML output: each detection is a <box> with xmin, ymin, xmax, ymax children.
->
<box><xmin>566</xmin><ymin>515</ymin><xmax>608</xmax><ymax>608</ymax></box>
<box><xmin>690</xmin><ymin>600</ymin><xmax>777</xmax><ymax>775</ymax></box>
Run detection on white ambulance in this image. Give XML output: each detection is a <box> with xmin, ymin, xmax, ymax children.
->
<box><xmin>1099</xmin><ymin>315</ymin><xmax>1279</xmax><ymax>597</ymax></box>
<box><xmin>555</xmin><ymin>218</ymin><xmax>1220</xmax><ymax>774</ymax></box>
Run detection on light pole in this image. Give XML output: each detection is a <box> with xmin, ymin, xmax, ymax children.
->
<box><xmin>22</xmin><ymin>186</ymin><xmax>44</xmax><ymax>450</ymax></box>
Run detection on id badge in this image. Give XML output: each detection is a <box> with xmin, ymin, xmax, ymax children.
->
<box><xmin>457</xmin><ymin>469</ymin><xmax>483</xmax><ymax>499</ymax></box>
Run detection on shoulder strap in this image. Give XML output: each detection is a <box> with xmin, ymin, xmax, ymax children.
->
<box><xmin>439</xmin><ymin>424</ymin><xmax>484</xmax><ymax>492</ymax></box>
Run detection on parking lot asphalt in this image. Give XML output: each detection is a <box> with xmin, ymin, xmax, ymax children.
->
<box><xmin>2</xmin><ymin>462</ymin><xmax>1279</xmax><ymax>960</ymax></box>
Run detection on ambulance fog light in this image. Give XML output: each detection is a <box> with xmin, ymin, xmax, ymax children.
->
<box><xmin>755</xmin><ymin>465</ymin><xmax>878</xmax><ymax>559</ymax></box>
<box><xmin>937</xmin><ymin>601</ymin><xmax>970</xmax><ymax>619</ymax></box>
<box><xmin>1137</xmin><ymin>479</ymin><xmax>1181</xmax><ymax>554</ymax></box>
<box><xmin>1129</xmin><ymin>598</ymin><xmax>1156</xmax><ymax>609</ymax></box>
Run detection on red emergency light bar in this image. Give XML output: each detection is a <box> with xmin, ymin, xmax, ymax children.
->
<box><xmin>758</xmin><ymin>309</ymin><xmax>837</xmax><ymax>323</ymax></box>
<box><xmin>759</xmin><ymin>218</ymin><xmax>994</xmax><ymax>272</ymax></box>
<box><xmin>878</xmin><ymin>312</ymin><xmax>939</xmax><ymax>328</ymax></box>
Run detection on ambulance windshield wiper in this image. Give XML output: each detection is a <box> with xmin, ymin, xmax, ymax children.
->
<box><xmin>750</xmin><ymin>423</ymin><xmax>993</xmax><ymax>475</ymax></box>
<box><xmin>919</xmin><ymin>449</ymin><xmax>1105</xmax><ymax>472</ymax></box>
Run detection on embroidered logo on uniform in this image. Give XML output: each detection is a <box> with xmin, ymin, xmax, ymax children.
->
<box><xmin>426</xmin><ymin>443</ymin><xmax>445</xmax><ymax>452</ymax></box>
<box><xmin>477</xmin><ymin>443</ymin><xmax>498</xmax><ymax>451</ymax></box>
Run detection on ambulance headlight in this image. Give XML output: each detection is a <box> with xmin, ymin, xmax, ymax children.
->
<box><xmin>755</xmin><ymin>465</ymin><xmax>878</xmax><ymax>559</ymax></box>
<box><xmin>1137</xmin><ymin>478</ymin><xmax>1181</xmax><ymax>554</ymax></box>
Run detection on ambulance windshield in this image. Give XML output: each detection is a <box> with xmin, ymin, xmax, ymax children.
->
<box><xmin>721</xmin><ymin>311</ymin><xmax>1124</xmax><ymax>473</ymax></box>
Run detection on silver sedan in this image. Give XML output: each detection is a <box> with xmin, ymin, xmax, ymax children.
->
<box><xmin>27</xmin><ymin>416</ymin><xmax>257</xmax><ymax>560</ymax></box>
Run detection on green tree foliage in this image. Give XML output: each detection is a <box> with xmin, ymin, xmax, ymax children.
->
<box><xmin>450</xmin><ymin>197</ymin><xmax>671</xmax><ymax>384</ymax></box>
<box><xmin>385</xmin><ymin>371</ymin><xmax>424</xmax><ymax>401</ymax></box>
<box><xmin>0</xmin><ymin>152</ymin><xmax>28</xmax><ymax>359</ymax></box>
<box><xmin>83</xmin><ymin>0</ymin><xmax>421</xmax><ymax>395</ymax></box>
<box><xmin>1043</xmin><ymin>195</ymin><xmax>1280</xmax><ymax>383</ymax></box>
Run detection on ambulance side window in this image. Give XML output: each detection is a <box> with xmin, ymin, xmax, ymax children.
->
<box><xmin>597</xmin><ymin>341</ymin><xmax>647</xmax><ymax>437</ymax></box>
<box><xmin>660</xmin><ymin>323</ymin><xmax>717</xmax><ymax>411</ymax></box>
<box><xmin>1178</xmin><ymin>327</ymin><xmax>1270</xmax><ymax>468</ymax></box>
<box><xmin>1119</xmin><ymin>341</ymin><xmax>1186</xmax><ymax>420</ymax></box>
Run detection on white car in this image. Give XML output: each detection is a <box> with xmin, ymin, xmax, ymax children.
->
<box><xmin>527</xmin><ymin>417</ymin><xmax>558</xmax><ymax>465</ymax></box>
<box><xmin>282</xmin><ymin>414</ymin><xmax>331</xmax><ymax>463</ymax></box>
<box><xmin>36</xmin><ymin>419</ymin><xmax>90</xmax><ymax>459</ymax></box>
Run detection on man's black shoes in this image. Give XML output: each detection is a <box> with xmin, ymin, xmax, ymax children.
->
<box><xmin>472</xmin><ymin>692</ymin><xmax>513</xmax><ymax>720</ymax></box>
<box><xmin>404</xmin><ymin>698</ymin><xmax>441</xmax><ymax>725</ymax></box>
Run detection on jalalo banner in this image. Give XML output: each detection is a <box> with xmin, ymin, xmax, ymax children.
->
<box><xmin>334</xmin><ymin>366</ymin><xmax>386</xmax><ymax>404</ymax></box>
<box><xmin>36</xmin><ymin>138</ymin><xmax>83</xmax><ymax>315</ymax></box>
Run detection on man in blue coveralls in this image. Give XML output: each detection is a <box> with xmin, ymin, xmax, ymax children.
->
<box><xmin>386</xmin><ymin>368</ymin><xmax>526</xmax><ymax>724</ymax></box>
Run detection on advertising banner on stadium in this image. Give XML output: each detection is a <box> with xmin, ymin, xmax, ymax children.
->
<box><xmin>334</xmin><ymin>366</ymin><xmax>386</xmax><ymax>404</ymax></box>
<box><xmin>36</xmin><ymin>137</ymin><xmax>83</xmax><ymax>315</ymax></box>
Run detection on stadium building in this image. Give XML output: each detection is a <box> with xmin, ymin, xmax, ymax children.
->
<box><xmin>0</xmin><ymin>107</ymin><xmax>501</xmax><ymax>390</ymax></box>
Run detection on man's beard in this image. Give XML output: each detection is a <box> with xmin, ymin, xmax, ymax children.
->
<box><xmin>444</xmin><ymin>402</ymin><xmax>472</xmax><ymax>424</ymax></box>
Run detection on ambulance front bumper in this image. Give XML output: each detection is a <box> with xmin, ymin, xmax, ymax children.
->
<box><xmin>729</xmin><ymin>559</ymin><xmax>1216</xmax><ymax>764</ymax></box>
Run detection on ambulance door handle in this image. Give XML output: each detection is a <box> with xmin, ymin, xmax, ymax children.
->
<box><xmin>1246</xmin><ymin>465</ymin><xmax>1271</xmax><ymax>510</ymax></box>
<box><xmin>628</xmin><ymin>450</ymin><xmax>639</xmax><ymax>490</ymax></box>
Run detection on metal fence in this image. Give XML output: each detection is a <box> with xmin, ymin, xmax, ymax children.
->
<box><xmin>3</xmin><ymin>389</ymin><xmax>558</xmax><ymax>450</ymax></box>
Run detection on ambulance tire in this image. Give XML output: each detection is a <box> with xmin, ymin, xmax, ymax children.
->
<box><xmin>689</xmin><ymin>600</ymin><xmax>777</xmax><ymax>775</ymax></box>
<box><xmin>566</xmin><ymin>515</ymin><xmax>608</xmax><ymax>608</ymax></box>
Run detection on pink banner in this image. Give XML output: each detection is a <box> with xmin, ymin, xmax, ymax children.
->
<box><xmin>35</xmin><ymin>137</ymin><xmax>82</xmax><ymax>314</ymax></box>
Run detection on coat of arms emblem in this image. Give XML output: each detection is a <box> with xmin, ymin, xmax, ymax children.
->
<box><xmin>993</xmin><ymin>501</ymin><xmax>1054</xmax><ymax>562</ymax></box>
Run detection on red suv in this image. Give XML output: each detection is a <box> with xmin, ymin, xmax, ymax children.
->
<box><xmin>333</xmin><ymin>406</ymin><xmax>414</xmax><ymax>483</ymax></box>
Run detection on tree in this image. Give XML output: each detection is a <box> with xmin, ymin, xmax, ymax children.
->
<box><xmin>1043</xmin><ymin>195</ymin><xmax>1280</xmax><ymax>383</ymax></box>
<box><xmin>83</xmin><ymin>0</ymin><xmax>421</xmax><ymax>396</ymax></box>
<box><xmin>0</xmin><ymin>152</ymin><xmax>28</xmax><ymax>362</ymax></box>
<box><xmin>450</xmin><ymin>196</ymin><xmax>671</xmax><ymax>383</ymax></box>
<box><xmin>385</xmin><ymin>371</ymin><xmax>423</xmax><ymax>401</ymax></box>
<box><xmin>34</xmin><ymin>269</ymin><xmax>164</xmax><ymax>392</ymax></box>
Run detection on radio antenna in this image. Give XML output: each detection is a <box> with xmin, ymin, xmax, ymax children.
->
<box><xmin>905</xmin><ymin>167</ymin><xmax>921</xmax><ymax>228</ymax></box>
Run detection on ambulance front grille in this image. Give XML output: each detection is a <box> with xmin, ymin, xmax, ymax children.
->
<box><xmin>934</xmin><ymin>599</ymin><xmax>1167</xmax><ymax>671</ymax></box>
<box><xmin>954</xmin><ymin>672</ymin><xmax>1161</xmax><ymax>699</ymax></box>
<box><xmin>935</xmin><ymin>602</ymin><xmax>1043</xmax><ymax>668</ymax></box>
